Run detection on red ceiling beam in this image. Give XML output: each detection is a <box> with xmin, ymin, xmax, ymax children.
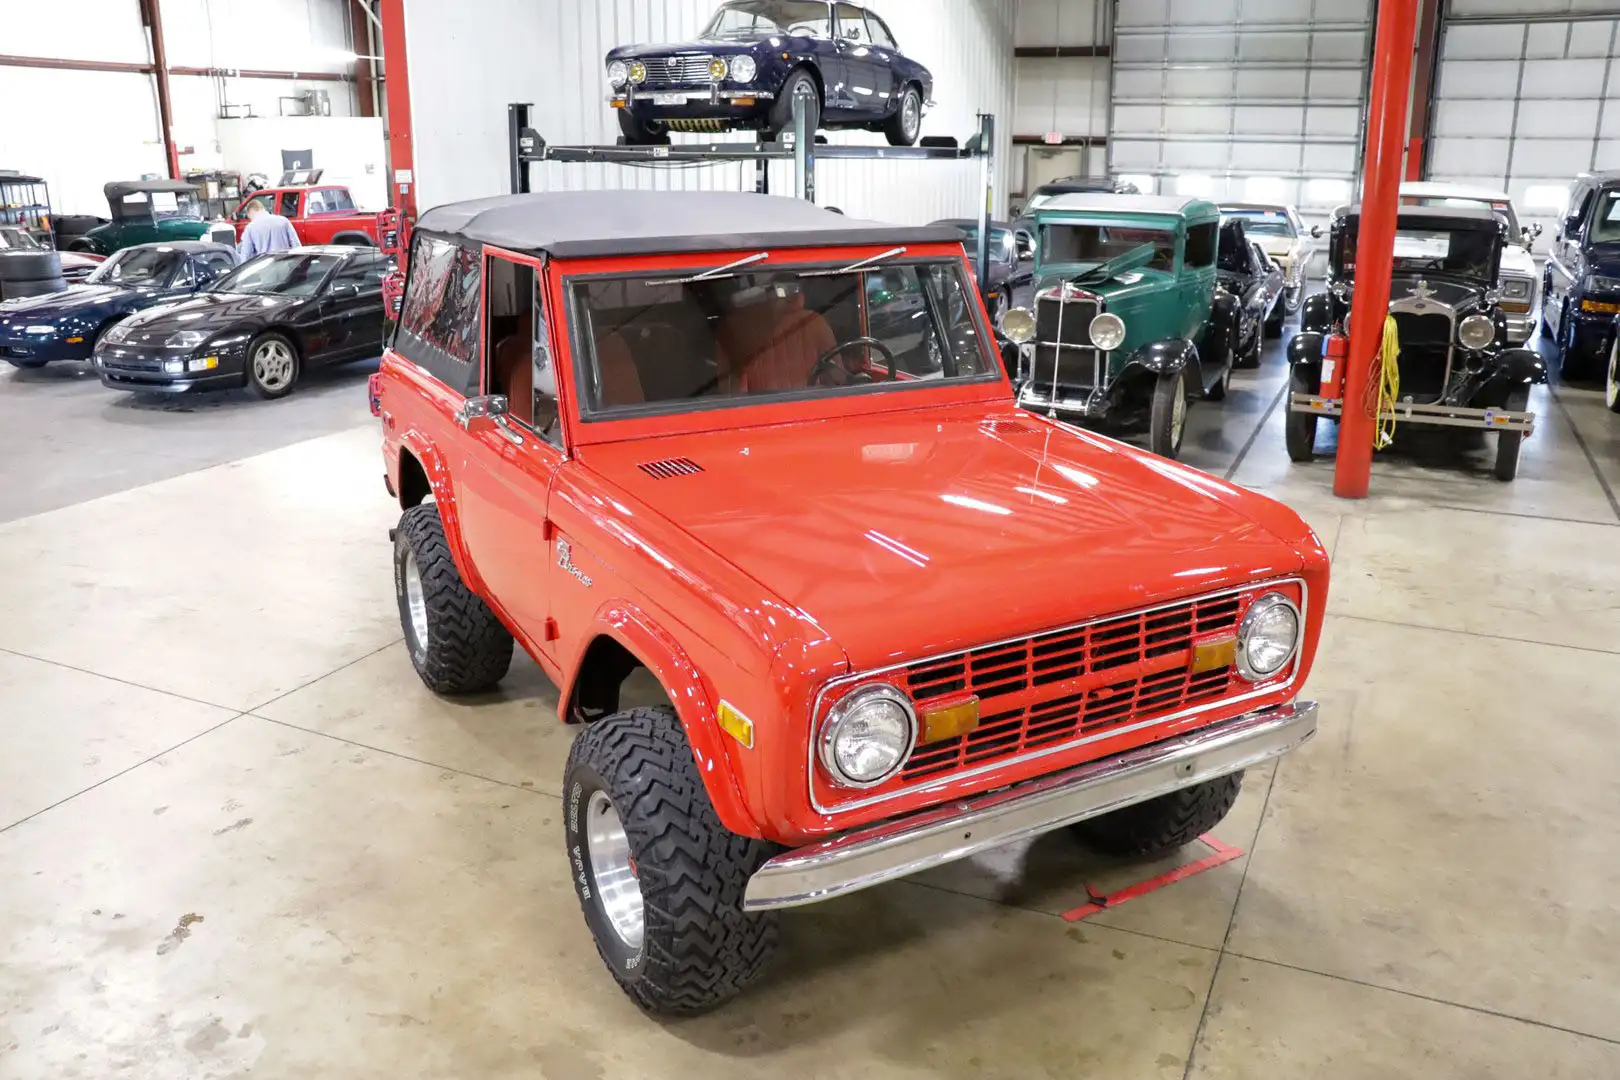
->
<box><xmin>349</xmin><ymin>0</ymin><xmax>377</xmax><ymax>117</ymax></box>
<box><xmin>137</xmin><ymin>0</ymin><xmax>181</xmax><ymax>181</ymax></box>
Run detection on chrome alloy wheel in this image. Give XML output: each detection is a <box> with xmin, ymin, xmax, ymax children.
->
<box><xmin>901</xmin><ymin>91</ymin><xmax>921</xmax><ymax>140</ymax></box>
<box><xmin>585</xmin><ymin>791</ymin><xmax>643</xmax><ymax>949</ymax></box>
<box><xmin>251</xmin><ymin>338</ymin><xmax>295</xmax><ymax>392</ymax></box>
<box><xmin>403</xmin><ymin>549</ymin><xmax>429</xmax><ymax>650</ymax></box>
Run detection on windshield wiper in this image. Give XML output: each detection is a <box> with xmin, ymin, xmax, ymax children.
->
<box><xmin>648</xmin><ymin>251</ymin><xmax>769</xmax><ymax>286</ymax></box>
<box><xmin>800</xmin><ymin>247</ymin><xmax>907</xmax><ymax>278</ymax></box>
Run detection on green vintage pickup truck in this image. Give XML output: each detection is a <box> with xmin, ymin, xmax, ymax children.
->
<box><xmin>1001</xmin><ymin>193</ymin><xmax>1240</xmax><ymax>458</ymax></box>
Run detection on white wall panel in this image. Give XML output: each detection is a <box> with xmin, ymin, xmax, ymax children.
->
<box><xmin>403</xmin><ymin>0</ymin><xmax>1016</xmax><ymax>226</ymax></box>
<box><xmin>5</xmin><ymin>0</ymin><xmax>148</xmax><ymax>63</ymax></box>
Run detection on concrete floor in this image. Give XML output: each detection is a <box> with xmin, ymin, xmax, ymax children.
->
<box><xmin>2</xmin><ymin>335</ymin><xmax>1619</xmax><ymax>1079</ymax></box>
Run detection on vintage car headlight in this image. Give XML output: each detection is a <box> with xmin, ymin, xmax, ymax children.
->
<box><xmin>1500</xmin><ymin>277</ymin><xmax>1531</xmax><ymax>300</ymax></box>
<box><xmin>1458</xmin><ymin>314</ymin><xmax>1495</xmax><ymax>351</ymax></box>
<box><xmin>627</xmin><ymin>60</ymin><xmax>647</xmax><ymax>84</ymax></box>
<box><xmin>1089</xmin><ymin>312</ymin><xmax>1126</xmax><ymax>351</ymax></box>
<box><xmin>707</xmin><ymin>57</ymin><xmax>728</xmax><ymax>81</ymax></box>
<box><xmin>1584</xmin><ymin>274</ymin><xmax>1620</xmax><ymax>294</ymax></box>
<box><xmin>729</xmin><ymin>55</ymin><xmax>757</xmax><ymax>82</ymax></box>
<box><xmin>819</xmin><ymin>684</ymin><xmax>916</xmax><ymax>788</ymax></box>
<box><xmin>165</xmin><ymin>330</ymin><xmax>209</xmax><ymax>350</ymax></box>
<box><xmin>101</xmin><ymin>322</ymin><xmax>132</xmax><ymax>345</ymax></box>
<box><xmin>607</xmin><ymin>60</ymin><xmax>629</xmax><ymax>88</ymax></box>
<box><xmin>1236</xmin><ymin>592</ymin><xmax>1301</xmax><ymax>682</ymax></box>
<box><xmin>998</xmin><ymin>306</ymin><xmax>1035</xmax><ymax>344</ymax></box>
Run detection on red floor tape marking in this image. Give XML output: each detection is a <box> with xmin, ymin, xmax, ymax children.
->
<box><xmin>1060</xmin><ymin>834</ymin><xmax>1245</xmax><ymax>922</ymax></box>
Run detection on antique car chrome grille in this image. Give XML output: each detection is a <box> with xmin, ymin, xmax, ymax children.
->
<box><xmin>1033</xmin><ymin>291</ymin><xmax>1100</xmax><ymax>388</ymax></box>
<box><xmin>897</xmin><ymin>592</ymin><xmax>1247</xmax><ymax>782</ymax></box>
<box><xmin>641</xmin><ymin>55</ymin><xmax>717</xmax><ymax>85</ymax></box>
<box><xmin>1390</xmin><ymin>311</ymin><xmax>1453</xmax><ymax>403</ymax></box>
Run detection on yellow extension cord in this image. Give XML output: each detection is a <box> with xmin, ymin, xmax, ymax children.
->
<box><xmin>1359</xmin><ymin>315</ymin><xmax>1401</xmax><ymax>450</ymax></box>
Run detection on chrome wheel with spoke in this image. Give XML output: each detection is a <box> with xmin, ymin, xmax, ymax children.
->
<box><xmin>585</xmin><ymin>791</ymin><xmax>644</xmax><ymax>949</ymax></box>
<box><xmin>1149</xmin><ymin>368</ymin><xmax>1189</xmax><ymax>459</ymax></box>
<box><xmin>246</xmin><ymin>332</ymin><xmax>299</xmax><ymax>398</ymax></box>
<box><xmin>885</xmin><ymin>85</ymin><xmax>923</xmax><ymax>146</ymax></box>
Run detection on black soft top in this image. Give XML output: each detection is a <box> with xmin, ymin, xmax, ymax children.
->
<box><xmin>414</xmin><ymin>191</ymin><xmax>965</xmax><ymax>258</ymax></box>
<box><xmin>1337</xmin><ymin>204</ymin><xmax>1502</xmax><ymax>232</ymax></box>
<box><xmin>104</xmin><ymin>180</ymin><xmax>201</xmax><ymax>199</ymax></box>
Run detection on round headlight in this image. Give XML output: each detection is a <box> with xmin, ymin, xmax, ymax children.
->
<box><xmin>1089</xmin><ymin>312</ymin><xmax>1126</xmax><ymax>351</ymax></box>
<box><xmin>627</xmin><ymin>61</ymin><xmax>647</xmax><ymax>84</ymax></box>
<box><xmin>607</xmin><ymin>60</ymin><xmax>629</xmax><ymax>88</ymax></box>
<box><xmin>819</xmin><ymin>684</ymin><xmax>916</xmax><ymax>788</ymax></box>
<box><xmin>729</xmin><ymin>54</ymin><xmax>757</xmax><ymax>82</ymax></box>
<box><xmin>1459</xmin><ymin>313</ymin><xmax>1495</xmax><ymax>350</ymax></box>
<box><xmin>708</xmin><ymin>57</ymin><xmax>728</xmax><ymax>81</ymax></box>
<box><xmin>998</xmin><ymin>306</ymin><xmax>1035</xmax><ymax>344</ymax></box>
<box><xmin>1236</xmin><ymin>592</ymin><xmax>1301</xmax><ymax>681</ymax></box>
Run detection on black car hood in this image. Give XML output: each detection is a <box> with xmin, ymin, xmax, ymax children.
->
<box><xmin>114</xmin><ymin>290</ymin><xmax>303</xmax><ymax>345</ymax></box>
<box><xmin>0</xmin><ymin>283</ymin><xmax>138</xmax><ymax>324</ymax></box>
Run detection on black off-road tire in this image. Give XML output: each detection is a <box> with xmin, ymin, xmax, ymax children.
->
<box><xmin>1071</xmin><ymin>773</ymin><xmax>1244</xmax><ymax>858</ymax></box>
<box><xmin>1285</xmin><ymin>368</ymin><xmax>1319</xmax><ymax>462</ymax></box>
<box><xmin>393</xmin><ymin>503</ymin><xmax>513</xmax><ymax>694</ymax></box>
<box><xmin>1148</xmin><ymin>368</ymin><xmax>1188</xmax><ymax>458</ymax></box>
<box><xmin>770</xmin><ymin>69</ymin><xmax>821</xmax><ymax>141</ymax></box>
<box><xmin>884</xmin><ymin>84</ymin><xmax>923</xmax><ymax>146</ymax></box>
<box><xmin>564</xmin><ymin>706</ymin><xmax>779</xmax><ymax>1015</ymax></box>
<box><xmin>1493</xmin><ymin>383</ymin><xmax>1531</xmax><ymax>482</ymax></box>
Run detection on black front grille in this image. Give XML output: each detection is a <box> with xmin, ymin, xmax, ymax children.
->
<box><xmin>99</xmin><ymin>350</ymin><xmax>162</xmax><ymax>372</ymax></box>
<box><xmin>1034</xmin><ymin>294</ymin><xmax>1100</xmax><ymax>388</ymax></box>
<box><xmin>1392</xmin><ymin>312</ymin><xmax>1452</xmax><ymax>402</ymax></box>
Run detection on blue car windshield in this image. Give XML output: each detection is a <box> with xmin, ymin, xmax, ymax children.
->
<box><xmin>703</xmin><ymin>0</ymin><xmax>832</xmax><ymax>38</ymax></box>
<box><xmin>88</xmin><ymin>248</ymin><xmax>183</xmax><ymax>287</ymax></box>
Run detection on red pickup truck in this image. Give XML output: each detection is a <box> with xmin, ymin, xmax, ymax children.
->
<box><xmin>231</xmin><ymin>185</ymin><xmax>386</xmax><ymax>247</ymax></box>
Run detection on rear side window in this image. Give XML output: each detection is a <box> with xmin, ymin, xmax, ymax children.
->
<box><xmin>397</xmin><ymin>234</ymin><xmax>482</xmax><ymax>394</ymax></box>
<box><xmin>311</xmin><ymin>188</ymin><xmax>355</xmax><ymax>214</ymax></box>
<box><xmin>1184</xmin><ymin>223</ymin><xmax>1218</xmax><ymax>269</ymax></box>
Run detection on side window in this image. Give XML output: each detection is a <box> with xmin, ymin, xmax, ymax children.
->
<box><xmin>483</xmin><ymin>256</ymin><xmax>561</xmax><ymax>446</ymax></box>
<box><xmin>835</xmin><ymin>3</ymin><xmax>868</xmax><ymax>42</ymax></box>
<box><xmin>866</xmin><ymin>13</ymin><xmax>897</xmax><ymax>50</ymax></box>
<box><xmin>1185</xmin><ymin>223</ymin><xmax>1218</xmax><ymax>269</ymax></box>
<box><xmin>323</xmin><ymin>188</ymin><xmax>356</xmax><ymax>212</ymax></box>
<box><xmin>398</xmin><ymin>234</ymin><xmax>481</xmax><ymax>394</ymax></box>
<box><xmin>330</xmin><ymin>256</ymin><xmax>379</xmax><ymax>288</ymax></box>
<box><xmin>194</xmin><ymin>253</ymin><xmax>232</xmax><ymax>283</ymax></box>
<box><xmin>305</xmin><ymin>189</ymin><xmax>329</xmax><ymax>215</ymax></box>
<box><xmin>1568</xmin><ymin>185</ymin><xmax>1596</xmax><ymax>236</ymax></box>
<box><xmin>278</xmin><ymin>191</ymin><xmax>301</xmax><ymax>218</ymax></box>
<box><xmin>170</xmin><ymin>260</ymin><xmax>197</xmax><ymax>288</ymax></box>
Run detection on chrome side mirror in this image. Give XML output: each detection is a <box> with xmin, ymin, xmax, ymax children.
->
<box><xmin>998</xmin><ymin>306</ymin><xmax>1036</xmax><ymax>344</ymax></box>
<box><xmin>1310</xmin><ymin>225</ymin><xmax>1323</xmax><ymax>239</ymax></box>
<box><xmin>456</xmin><ymin>394</ymin><xmax>510</xmax><ymax>434</ymax></box>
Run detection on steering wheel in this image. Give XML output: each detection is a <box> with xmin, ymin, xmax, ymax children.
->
<box><xmin>808</xmin><ymin>337</ymin><xmax>898</xmax><ymax>387</ymax></box>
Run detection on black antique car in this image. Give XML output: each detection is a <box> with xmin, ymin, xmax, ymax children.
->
<box><xmin>605</xmin><ymin>1</ymin><xmax>933</xmax><ymax>146</ymax></box>
<box><xmin>94</xmin><ymin>246</ymin><xmax>391</xmax><ymax>399</ymax></box>
<box><xmin>1287</xmin><ymin>205</ymin><xmax>1546</xmax><ymax>481</ymax></box>
<box><xmin>933</xmin><ymin>218</ymin><xmax>1035</xmax><ymax>321</ymax></box>
<box><xmin>1216</xmin><ymin>216</ymin><xmax>1286</xmax><ymax>367</ymax></box>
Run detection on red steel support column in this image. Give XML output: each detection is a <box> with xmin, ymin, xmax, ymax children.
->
<box><xmin>1405</xmin><ymin>0</ymin><xmax>1445</xmax><ymax>182</ymax></box>
<box><xmin>139</xmin><ymin>0</ymin><xmax>181</xmax><ymax>180</ymax></box>
<box><xmin>1335</xmin><ymin>0</ymin><xmax>1420</xmax><ymax>499</ymax></box>
<box><xmin>350</xmin><ymin>0</ymin><xmax>376</xmax><ymax>118</ymax></box>
<box><xmin>379</xmin><ymin>0</ymin><xmax>416</xmax><ymax>223</ymax></box>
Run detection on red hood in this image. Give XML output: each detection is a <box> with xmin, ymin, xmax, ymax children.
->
<box><xmin>580</xmin><ymin>404</ymin><xmax>1308</xmax><ymax>670</ymax></box>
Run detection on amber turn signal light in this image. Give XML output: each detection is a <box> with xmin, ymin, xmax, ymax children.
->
<box><xmin>717</xmin><ymin>700</ymin><xmax>754</xmax><ymax>749</ymax></box>
<box><xmin>1191</xmin><ymin>635</ymin><xmax>1238</xmax><ymax>674</ymax></box>
<box><xmin>919</xmin><ymin>697</ymin><xmax>980</xmax><ymax>745</ymax></box>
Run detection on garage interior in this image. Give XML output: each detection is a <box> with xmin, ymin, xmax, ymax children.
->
<box><xmin>3</xmin><ymin>0</ymin><xmax>1620</xmax><ymax>1077</ymax></box>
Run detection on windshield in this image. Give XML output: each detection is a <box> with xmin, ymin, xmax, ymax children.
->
<box><xmin>1337</xmin><ymin>225</ymin><xmax>1497</xmax><ymax>281</ymax></box>
<box><xmin>570</xmin><ymin>257</ymin><xmax>995</xmax><ymax>417</ymax></box>
<box><xmin>955</xmin><ymin>226</ymin><xmax>1015</xmax><ymax>263</ymax></box>
<box><xmin>1405</xmin><ymin>195</ymin><xmax>1519</xmax><ymax>236</ymax></box>
<box><xmin>1040</xmin><ymin>222</ymin><xmax>1176</xmax><ymax>272</ymax></box>
<box><xmin>0</xmin><ymin>228</ymin><xmax>45</xmax><ymax>251</ymax></box>
<box><xmin>87</xmin><ymin>247</ymin><xmax>184</xmax><ymax>287</ymax></box>
<box><xmin>703</xmin><ymin>0</ymin><xmax>831</xmax><ymax>37</ymax></box>
<box><xmin>211</xmin><ymin>252</ymin><xmax>341</xmax><ymax>296</ymax></box>
<box><xmin>1223</xmin><ymin>210</ymin><xmax>1296</xmax><ymax>239</ymax></box>
<box><xmin>1590</xmin><ymin>190</ymin><xmax>1620</xmax><ymax>243</ymax></box>
<box><xmin>113</xmin><ymin>189</ymin><xmax>203</xmax><ymax>222</ymax></box>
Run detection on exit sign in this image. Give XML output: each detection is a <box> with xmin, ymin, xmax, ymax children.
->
<box><xmin>1043</xmin><ymin>132</ymin><xmax>1064</xmax><ymax>145</ymax></box>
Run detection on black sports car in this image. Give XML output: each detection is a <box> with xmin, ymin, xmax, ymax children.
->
<box><xmin>933</xmin><ymin>218</ymin><xmax>1035</xmax><ymax>321</ymax></box>
<box><xmin>606</xmin><ymin>1</ymin><xmax>933</xmax><ymax>146</ymax></box>
<box><xmin>94</xmin><ymin>246</ymin><xmax>392</xmax><ymax>398</ymax></box>
<box><xmin>1216</xmin><ymin>217</ymin><xmax>1285</xmax><ymax>367</ymax></box>
<box><xmin>0</xmin><ymin>242</ymin><xmax>238</xmax><ymax>369</ymax></box>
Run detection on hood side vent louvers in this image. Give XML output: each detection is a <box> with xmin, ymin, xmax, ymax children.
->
<box><xmin>637</xmin><ymin>456</ymin><xmax>704</xmax><ymax>479</ymax></box>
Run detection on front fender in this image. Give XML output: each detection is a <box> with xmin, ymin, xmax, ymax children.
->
<box><xmin>393</xmin><ymin>430</ymin><xmax>482</xmax><ymax>593</ymax></box>
<box><xmin>1494</xmin><ymin>346</ymin><xmax>1549</xmax><ymax>385</ymax></box>
<box><xmin>1122</xmin><ymin>338</ymin><xmax>1198</xmax><ymax>379</ymax></box>
<box><xmin>1300</xmin><ymin>292</ymin><xmax>1335</xmax><ymax>333</ymax></box>
<box><xmin>565</xmin><ymin>601</ymin><xmax>758</xmax><ymax>839</ymax></box>
<box><xmin>1288</xmin><ymin>331</ymin><xmax>1326</xmax><ymax>367</ymax></box>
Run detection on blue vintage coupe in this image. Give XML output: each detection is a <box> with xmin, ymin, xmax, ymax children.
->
<box><xmin>0</xmin><ymin>241</ymin><xmax>238</xmax><ymax>369</ymax></box>
<box><xmin>606</xmin><ymin>1</ymin><xmax>933</xmax><ymax>146</ymax></box>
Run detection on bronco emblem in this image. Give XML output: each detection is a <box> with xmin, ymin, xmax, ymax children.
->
<box><xmin>556</xmin><ymin>537</ymin><xmax>594</xmax><ymax>588</ymax></box>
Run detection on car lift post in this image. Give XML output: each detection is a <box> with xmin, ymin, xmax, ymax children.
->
<box><xmin>1335</xmin><ymin>0</ymin><xmax>1419</xmax><ymax>499</ymax></box>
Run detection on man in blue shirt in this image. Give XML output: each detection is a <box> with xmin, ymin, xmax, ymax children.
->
<box><xmin>238</xmin><ymin>199</ymin><xmax>301</xmax><ymax>260</ymax></box>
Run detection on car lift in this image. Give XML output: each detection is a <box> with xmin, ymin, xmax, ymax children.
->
<box><xmin>505</xmin><ymin>99</ymin><xmax>1001</xmax><ymax>296</ymax></box>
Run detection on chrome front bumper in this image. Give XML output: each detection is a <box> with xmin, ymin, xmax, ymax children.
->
<box><xmin>609</xmin><ymin>88</ymin><xmax>774</xmax><ymax>105</ymax></box>
<box><xmin>743</xmin><ymin>701</ymin><xmax>1318</xmax><ymax>912</ymax></box>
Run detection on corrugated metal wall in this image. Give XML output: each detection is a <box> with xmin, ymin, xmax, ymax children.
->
<box><xmin>1011</xmin><ymin>0</ymin><xmax>1112</xmax><ymax>204</ymax></box>
<box><xmin>1109</xmin><ymin>0</ymin><xmax>1373</xmax><ymax>232</ymax></box>
<box><xmin>1431</xmin><ymin>0</ymin><xmax>1620</xmax><ymax>237</ymax></box>
<box><xmin>403</xmin><ymin>0</ymin><xmax>1017</xmax><ymax>224</ymax></box>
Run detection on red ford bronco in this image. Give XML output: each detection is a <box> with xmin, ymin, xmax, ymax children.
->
<box><xmin>373</xmin><ymin>191</ymin><xmax>1329</xmax><ymax>1015</ymax></box>
<box><xmin>232</xmin><ymin>185</ymin><xmax>388</xmax><ymax>247</ymax></box>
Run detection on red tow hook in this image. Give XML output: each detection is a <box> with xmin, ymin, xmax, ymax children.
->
<box><xmin>367</xmin><ymin>373</ymin><xmax>382</xmax><ymax>418</ymax></box>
